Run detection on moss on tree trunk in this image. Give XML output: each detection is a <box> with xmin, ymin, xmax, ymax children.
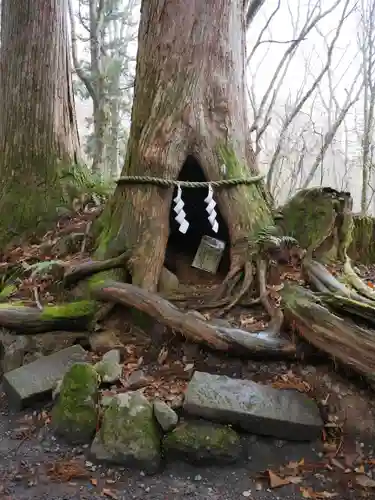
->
<box><xmin>347</xmin><ymin>215</ymin><xmax>375</xmax><ymax>264</ymax></box>
<box><xmin>94</xmin><ymin>0</ymin><xmax>273</xmax><ymax>291</ymax></box>
<box><xmin>0</xmin><ymin>0</ymin><xmax>80</xmax><ymax>248</ymax></box>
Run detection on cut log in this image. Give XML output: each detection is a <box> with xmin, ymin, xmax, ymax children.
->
<box><xmin>281</xmin><ymin>282</ymin><xmax>375</xmax><ymax>384</ymax></box>
<box><xmin>92</xmin><ymin>279</ymin><xmax>296</xmax><ymax>357</ymax></box>
<box><xmin>278</xmin><ymin>187</ymin><xmax>353</xmax><ymax>262</ymax></box>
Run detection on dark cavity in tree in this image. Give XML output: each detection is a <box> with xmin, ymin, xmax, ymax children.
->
<box><xmin>165</xmin><ymin>155</ymin><xmax>230</xmax><ymax>276</ymax></box>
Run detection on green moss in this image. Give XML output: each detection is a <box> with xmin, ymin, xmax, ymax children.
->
<box><xmin>51</xmin><ymin>363</ymin><xmax>99</xmax><ymax>444</ymax></box>
<box><xmin>348</xmin><ymin>215</ymin><xmax>375</xmax><ymax>264</ymax></box>
<box><xmin>0</xmin><ymin>155</ymin><xmax>73</xmax><ymax>248</ymax></box>
<box><xmin>279</xmin><ymin>188</ymin><xmax>337</xmax><ymax>254</ymax></box>
<box><xmin>0</xmin><ymin>284</ymin><xmax>17</xmax><ymax>301</ymax></box>
<box><xmin>163</xmin><ymin>420</ymin><xmax>241</xmax><ymax>465</ymax></box>
<box><xmin>217</xmin><ymin>143</ymin><xmax>273</xmax><ymax>240</ymax></box>
<box><xmin>101</xmin><ymin>393</ymin><xmax>159</xmax><ymax>448</ymax></box>
<box><xmin>165</xmin><ymin>421</ymin><xmax>238</xmax><ymax>450</ymax></box>
<box><xmin>87</xmin><ymin>273</ymin><xmax>107</xmax><ymax>290</ymax></box>
<box><xmin>40</xmin><ymin>300</ymin><xmax>96</xmax><ymax>319</ymax></box>
<box><xmin>0</xmin><ymin>302</ymin><xmax>25</xmax><ymax>309</ymax></box>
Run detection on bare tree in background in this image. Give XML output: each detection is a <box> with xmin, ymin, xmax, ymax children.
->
<box><xmin>68</xmin><ymin>0</ymin><xmax>139</xmax><ymax>176</ymax></box>
<box><xmin>301</xmin><ymin>47</ymin><xmax>363</xmax><ymax>189</ymax></box>
<box><xmin>247</xmin><ymin>0</ymin><xmax>347</xmax><ymax>166</ymax></box>
<box><xmin>246</xmin><ymin>0</ymin><xmax>363</xmax><ymax>203</ymax></box>
<box><xmin>358</xmin><ymin>0</ymin><xmax>375</xmax><ymax>214</ymax></box>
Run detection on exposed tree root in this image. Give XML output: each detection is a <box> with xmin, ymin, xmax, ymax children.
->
<box><xmin>63</xmin><ymin>250</ymin><xmax>131</xmax><ymax>286</ymax></box>
<box><xmin>257</xmin><ymin>259</ymin><xmax>284</xmax><ymax>335</ymax></box>
<box><xmin>216</xmin><ymin>261</ymin><xmax>254</xmax><ymax>316</ymax></box>
<box><xmin>0</xmin><ymin>246</ymin><xmax>296</xmax><ymax>358</ymax></box>
<box><xmin>210</xmin><ymin>265</ymin><xmax>243</xmax><ymax>303</ymax></box>
<box><xmin>92</xmin><ymin>280</ymin><xmax>296</xmax><ymax>357</ymax></box>
<box><xmin>303</xmin><ymin>259</ymin><xmax>375</xmax><ymax>304</ymax></box>
<box><xmin>343</xmin><ymin>256</ymin><xmax>375</xmax><ymax>301</ymax></box>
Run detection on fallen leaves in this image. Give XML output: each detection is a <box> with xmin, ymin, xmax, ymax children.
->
<box><xmin>267</xmin><ymin>469</ymin><xmax>303</xmax><ymax>488</ymax></box>
<box><xmin>47</xmin><ymin>459</ymin><xmax>89</xmax><ymax>481</ymax></box>
<box><xmin>271</xmin><ymin>371</ymin><xmax>311</xmax><ymax>393</ymax></box>
<box><xmin>46</xmin><ymin>459</ymin><xmax>120</xmax><ymax>498</ymax></box>
<box><xmin>300</xmin><ymin>488</ymin><xmax>338</xmax><ymax>498</ymax></box>
<box><xmin>355</xmin><ymin>474</ymin><xmax>375</xmax><ymax>488</ymax></box>
<box><xmin>259</xmin><ymin>458</ymin><xmax>310</xmax><ymax>490</ymax></box>
<box><xmin>101</xmin><ymin>487</ymin><xmax>118</xmax><ymax>498</ymax></box>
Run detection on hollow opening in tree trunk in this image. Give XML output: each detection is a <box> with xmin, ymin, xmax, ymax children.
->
<box><xmin>165</xmin><ymin>155</ymin><xmax>230</xmax><ymax>283</ymax></box>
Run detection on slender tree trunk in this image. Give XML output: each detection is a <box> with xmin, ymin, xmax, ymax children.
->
<box><xmin>89</xmin><ymin>3</ymin><xmax>106</xmax><ymax>176</ymax></box>
<box><xmin>91</xmin><ymin>92</ymin><xmax>107</xmax><ymax>176</ymax></box>
<box><xmin>0</xmin><ymin>0</ymin><xmax>80</xmax><ymax>247</ymax></box>
<box><xmin>95</xmin><ymin>0</ymin><xmax>272</xmax><ymax>291</ymax></box>
<box><xmin>108</xmin><ymin>96</ymin><xmax>120</xmax><ymax>179</ymax></box>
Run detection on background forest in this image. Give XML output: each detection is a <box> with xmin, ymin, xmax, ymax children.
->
<box><xmin>71</xmin><ymin>0</ymin><xmax>375</xmax><ymax>214</ymax></box>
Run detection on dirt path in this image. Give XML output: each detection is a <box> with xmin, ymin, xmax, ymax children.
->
<box><xmin>0</xmin><ymin>368</ymin><xmax>374</xmax><ymax>500</ymax></box>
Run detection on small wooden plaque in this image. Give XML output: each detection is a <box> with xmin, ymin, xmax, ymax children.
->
<box><xmin>192</xmin><ymin>236</ymin><xmax>226</xmax><ymax>274</ymax></box>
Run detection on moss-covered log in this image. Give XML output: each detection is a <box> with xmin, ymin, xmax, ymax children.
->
<box><xmin>92</xmin><ymin>0</ymin><xmax>274</xmax><ymax>293</ymax></box>
<box><xmin>347</xmin><ymin>214</ymin><xmax>375</xmax><ymax>264</ymax></box>
<box><xmin>281</xmin><ymin>283</ymin><xmax>375</xmax><ymax>384</ymax></box>
<box><xmin>0</xmin><ymin>301</ymin><xmax>95</xmax><ymax>333</ymax></box>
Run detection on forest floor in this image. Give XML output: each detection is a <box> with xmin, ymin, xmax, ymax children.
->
<box><xmin>1</xmin><ymin>208</ymin><xmax>375</xmax><ymax>499</ymax></box>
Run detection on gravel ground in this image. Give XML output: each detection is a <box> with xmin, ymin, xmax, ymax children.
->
<box><xmin>0</xmin><ymin>394</ymin><xmax>373</xmax><ymax>500</ymax></box>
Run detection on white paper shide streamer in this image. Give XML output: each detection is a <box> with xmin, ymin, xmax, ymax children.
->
<box><xmin>173</xmin><ymin>184</ymin><xmax>189</xmax><ymax>234</ymax></box>
<box><xmin>204</xmin><ymin>184</ymin><xmax>219</xmax><ymax>233</ymax></box>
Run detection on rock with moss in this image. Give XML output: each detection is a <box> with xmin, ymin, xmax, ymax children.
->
<box><xmin>163</xmin><ymin>420</ymin><xmax>242</xmax><ymax>465</ymax></box>
<box><xmin>94</xmin><ymin>348</ymin><xmax>122</xmax><ymax>383</ymax></box>
<box><xmin>90</xmin><ymin>391</ymin><xmax>161</xmax><ymax>474</ymax></box>
<box><xmin>153</xmin><ymin>400</ymin><xmax>178</xmax><ymax>432</ymax></box>
<box><xmin>0</xmin><ymin>330</ymin><xmax>30</xmax><ymax>373</ymax></box>
<box><xmin>51</xmin><ymin>363</ymin><xmax>99</xmax><ymax>444</ymax></box>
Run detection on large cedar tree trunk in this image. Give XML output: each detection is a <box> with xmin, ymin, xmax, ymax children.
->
<box><xmin>0</xmin><ymin>0</ymin><xmax>80</xmax><ymax>247</ymax></box>
<box><xmin>95</xmin><ymin>0</ymin><xmax>273</xmax><ymax>291</ymax></box>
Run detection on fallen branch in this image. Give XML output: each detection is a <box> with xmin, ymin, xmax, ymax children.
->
<box><xmin>93</xmin><ymin>279</ymin><xmax>296</xmax><ymax>357</ymax></box>
<box><xmin>0</xmin><ymin>301</ymin><xmax>95</xmax><ymax>334</ymax></box>
<box><xmin>281</xmin><ymin>282</ymin><xmax>375</xmax><ymax>385</ymax></box>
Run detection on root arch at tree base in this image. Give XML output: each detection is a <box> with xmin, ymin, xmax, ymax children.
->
<box><xmin>165</xmin><ymin>154</ymin><xmax>230</xmax><ymax>280</ymax></box>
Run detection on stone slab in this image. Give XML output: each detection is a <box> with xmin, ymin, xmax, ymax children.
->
<box><xmin>3</xmin><ymin>345</ymin><xmax>89</xmax><ymax>410</ymax></box>
<box><xmin>183</xmin><ymin>371</ymin><xmax>323</xmax><ymax>441</ymax></box>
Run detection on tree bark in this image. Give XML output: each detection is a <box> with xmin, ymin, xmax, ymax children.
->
<box><xmin>281</xmin><ymin>283</ymin><xmax>375</xmax><ymax>385</ymax></box>
<box><xmin>92</xmin><ymin>280</ymin><xmax>296</xmax><ymax>356</ymax></box>
<box><xmin>0</xmin><ymin>0</ymin><xmax>80</xmax><ymax>248</ymax></box>
<box><xmin>94</xmin><ymin>0</ymin><xmax>273</xmax><ymax>291</ymax></box>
